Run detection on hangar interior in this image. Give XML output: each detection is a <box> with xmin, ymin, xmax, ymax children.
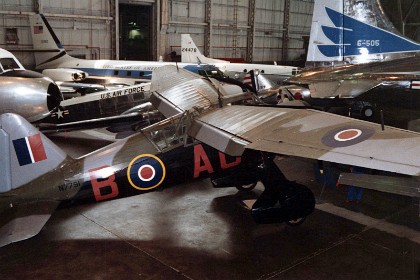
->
<box><xmin>1</xmin><ymin>1</ymin><xmax>420</xmax><ymax>280</ymax></box>
<box><xmin>0</xmin><ymin>0</ymin><xmax>418</xmax><ymax>69</ymax></box>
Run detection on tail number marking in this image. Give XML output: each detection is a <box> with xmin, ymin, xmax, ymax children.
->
<box><xmin>182</xmin><ymin>48</ymin><xmax>197</xmax><ymax>53</ymax></box>
<box><xmin>357</xmin><ymin>40</ymin><xmax>380</xmax><ymax>47</ymax></box>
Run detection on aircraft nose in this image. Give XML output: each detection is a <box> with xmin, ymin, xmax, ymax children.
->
<box><xmin>47</xmin><ymin>82</ymin><xmax>63</xmax><ymax>111</ymax></box>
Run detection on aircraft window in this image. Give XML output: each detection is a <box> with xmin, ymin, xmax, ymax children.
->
<box><xmin>142</xmin><ymin>112</ymin><xmax>192</xmax><ymax>152</ymax></box>
<box><xmin>206</xmin><ymin>70</ymin><xmax>221</xmax><ymax>77</ymax></box>
<box><xmin>0</xmin><ymin>58</ymin><xmax>19</xmax><ymax>71</ymax></box>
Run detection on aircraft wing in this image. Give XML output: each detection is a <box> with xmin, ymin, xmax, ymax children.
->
<box><xmin>308</xmin><ymin>79</ymin><xmax>381</xmax><ymax>98</ymax></box>
<box><xmin>151</xmin><ymin>66</ymin><xmax>420</xmax><ymax>177</ymax></box>
<box><xmin>0</xmin><ymin>200</ymin><xmax>59</xmax><ymax>247</ymax></box>
<box><xmin>190</xmin><ymin>106</ymin><xmax>420</xmax><ymax>176</ymax></box>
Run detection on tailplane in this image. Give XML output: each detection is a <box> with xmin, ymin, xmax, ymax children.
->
<box><xmin>181</xmin><ymin>34</ymin><xmax>228</xmax><ymax>64</ymax></box>
<box><xmin>307</xmin><ymin>0</ymin><xmax>420</xmax><ymax>66</ymax></box>
<box><xmin>29</xmin><ymin>14</ymin><xmax>77</xmax><ymax>69</ymax></box>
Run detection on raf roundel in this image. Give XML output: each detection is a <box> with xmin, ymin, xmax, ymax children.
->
<box><xmin>127</xmin><ymin>154</ymin><xmax>166</xmax><ymax>190</ymax></box>
<box><xmin>322</xmin><ymin>126</ymin><xmax>375</xmax><ymax>148</ymax></box>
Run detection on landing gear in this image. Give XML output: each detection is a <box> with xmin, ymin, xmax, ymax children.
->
<box><xmin>351</xmin><ymin>101</ymin><xmax>374</xmax><ymax>120</ymax></box>
<box><xmin>361</xmin><ymin>105</ymin><xmax>374</xmax><ymax>118</ymax></box>
<box><xmin>251</xmin><ymin>155</ymin><xmax>315</xmax><ymax>225</ymax></box>
<box><xmin>251</xmin><ymin>184</ymin><xmax>315</xmax><ymax>225</ymax></box>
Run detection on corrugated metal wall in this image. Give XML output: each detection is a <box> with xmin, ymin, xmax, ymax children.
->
<box><xmin>0</xmin><ymin>0</ymin><xmax>114</xmax><ymax>68</ymax></box>
<box><xmin>165</xmin><ymin>0</ymin><xmax>313</xmax><ymax>63</ymax></box>
<box><xmin>0</xmin><ymin>0</ymin><xmax>416</xmax><ymax>69</ymax></box>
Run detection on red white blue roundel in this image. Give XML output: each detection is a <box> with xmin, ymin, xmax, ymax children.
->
<box><xmin>127</xmin><ymin>154</ymin><xmax>166</xmax><ymax>190</ymax></box>
<box><xmin>322</xmin><ymin>126</ymin><xmax>375</xmax><ymax>148</ymax></box>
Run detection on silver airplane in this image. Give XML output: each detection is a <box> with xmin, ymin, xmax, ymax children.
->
<box><xmin>286</xmin><ymin>0</ymin><xmax>420</xmax><ymax>130</ymax></box>
<box><xmin>0</xmin><ymin>48</ymin><xmax>62</xmax><ymax>122</ymax></box>
<box><xmin>2</xmin><ymin>65</ymin><xmax>420</xmax><ymax>248</ymax></box>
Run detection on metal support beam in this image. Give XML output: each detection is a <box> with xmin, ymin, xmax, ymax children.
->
<box><xmin>35</xmin><ymin>0</ymin><xmax>42</xmax><ymax>13</ymax></box>
<box><xmin>157</xmin><ymin>0</ymin><xmax>169</xmax><ymax>60</ymax></box>
<box><xmin>246</xmin><ymin>0</ymin><xmax>255</xmax><ymax>63</ymax></box>
<box><xmin>281</xmin><ymin>0</ymin><xmax>290</xmax><ymax>62</ymax></box>
<box><xmin>204</xmin><ymin>0</ymin><xmax>212</xmax><ymax>57</ymax></box>
<box><xmin>114</xmin><ymin>0</ymin><xmax>119</xmax><ymax>60</ymax></box>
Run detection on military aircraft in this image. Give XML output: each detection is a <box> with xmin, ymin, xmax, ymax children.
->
<box><xmin>286</xmin><ymin>0</ymin><xmax>420</xmax><ymax>130</ymax></box>
<box><xmin>35</xmin><ymin>83</ymin><xmax>157</xmax><ymax>134</ymax></box>
<box><xmin>181</xmin><ymin>34</ymin><xmax>300</xmax><ymax>84</ymax></box>
<box><xmin>0</xmin><ymin>46</ymin><xmax>155</xmax><ymax>132</ymax></box>
<box><xmin>29</xmin><ymin>14</ymin><xmax>227</xmax><ymax>85</ymax></box>
<box><xmin>0</xmin><ymin>48</ymin><xmax>63</xmax><ymax>122</ymax></box>
<box><xmin>2</xmin><ymin>65</ymin><xmax>420</xmax><ymax>247</ymax></box>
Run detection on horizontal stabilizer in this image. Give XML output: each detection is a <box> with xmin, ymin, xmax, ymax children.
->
<box><xmin>338</xmin><ymin>173</ymin><xmax>420</xmax><ymax>198</ymax></box>
<box><xmin>0</xmin><ymin>200</ymin><xmax>59</xmax><ymax>247</ymax></box>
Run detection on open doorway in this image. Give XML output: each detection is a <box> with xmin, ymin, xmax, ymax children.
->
<box><xmin>119</xmin><ymin>4</ymin><xmax>153</xmax><ymax>61</ymax></box>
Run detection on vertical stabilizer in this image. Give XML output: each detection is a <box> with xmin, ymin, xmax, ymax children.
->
<box><xmin>29</xmin><ymin>14</ymin><xmax>74</xmax><ymax>69</ymax></box>
<box><xmin>307</xmin><ymin>0</ymin><xmax>420</xmax><ymax>66</ymax></box>
<box><xmin>0</xmin><ymin>113</ymin><xmax>69</xmax><ymax>247</ymax></box>
<box><xmin>181</xmin><ymin>34</ymin><xmax>229</xmax><ymax>64</ymax></box>
<box><xmin>0</xmin><ymin>113</ymin><xmax>67</xmax><ymax>193</ymax></box>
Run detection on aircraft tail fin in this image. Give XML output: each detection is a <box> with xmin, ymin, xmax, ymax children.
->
<box><xmin>0</xmin><ymin>113</ymin><xmax>68</xmax><ymax>193</ymax></box>
<box><xmin>181</xmin><ymin>34</ymin><xmax>229</xmax><ymax>64</ymax></box>
<box><xmin>0</xmin><ymin>113</ymin><xmax>69</xmax><ymax>246</ymax></box>
<box><xmin>29</xmin><ymin>14</ymin><xmax>74</xmax><ymax>69</ymax></box>
<box><xmin>307</xmin><ymin>0</ymin><xmax>420</xmax><ymax>66</ymax></box>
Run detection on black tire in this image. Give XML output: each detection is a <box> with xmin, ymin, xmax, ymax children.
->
<box><xmin>361</xmin><ymin>106</ymin><xmax>374</xmax><ymax>118</ymax></box>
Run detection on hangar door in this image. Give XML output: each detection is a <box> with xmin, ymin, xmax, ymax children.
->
<box><xmin>119</xmin><ymin>4</ymin><xmax>153</xmax><ymax>61</ymax></box>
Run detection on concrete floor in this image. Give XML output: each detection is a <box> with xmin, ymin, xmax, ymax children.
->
<box><xmin>1</xmin><ymin>129</ymin><xmax>420</xmax><ymax>280</ymax></box>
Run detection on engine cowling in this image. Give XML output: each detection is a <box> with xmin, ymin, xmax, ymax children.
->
<box><xmin>42</xmin><ymin>68</ymin><xmax>88</xmax><ymax>82</ymax></box>
<box><xmin>0</xmin><ymin>70</ymin><xmax>63</xmax><ymax>122</ymax></box>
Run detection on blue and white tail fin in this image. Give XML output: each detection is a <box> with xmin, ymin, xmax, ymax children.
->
<box><xmin>307</xmin><ymin>0</ymin><xmax>420</xmax><ymax>66</ymax></box>
<box><xmin>0</xmin><ymin>113</ymin><xmax>68</xmax><ymax>193</ymax></box>
<box><xmin>29</xmin><ymin>14</ymin><xmax>76</xmax><ymax>69</ymax></box>
<box><xmin>181</xmin><ymin>34</ymin><xmax>228</xmax><ymax>64</ymax></box>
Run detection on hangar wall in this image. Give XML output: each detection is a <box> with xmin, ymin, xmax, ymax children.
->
<box><xmin>0</xmin><ymin>0</ymin><xmax>417</xmax><ymax>69</ymax></box>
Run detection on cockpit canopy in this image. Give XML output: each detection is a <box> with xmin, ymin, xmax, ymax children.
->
<box><xmin>0</xmin><ymin>48</ymin><xmax>25</xmax><ymax>74</ymax></box>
